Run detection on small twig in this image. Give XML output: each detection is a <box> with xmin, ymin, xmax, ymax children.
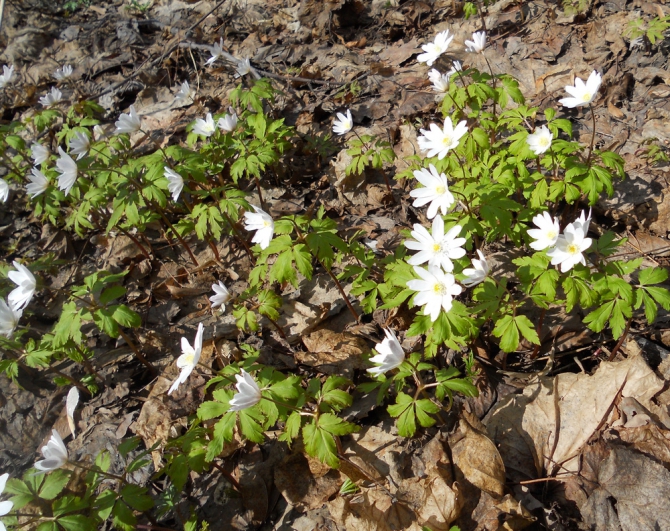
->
<box><xmin>118</xmin><ymin>329</ymin><xmax>157</xmax><ymax>376</ymax></box>
<box><xmin>212</xmin><ymin>462</ymin><xmax>242</xmax><ymax>491</ymax></box>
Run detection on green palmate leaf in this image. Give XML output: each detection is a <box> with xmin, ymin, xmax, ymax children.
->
<box><xmin>493</xmin><ymin>314</ymin><xmax>540</xmax><ymax>353</ymax></box>
<box><xmin>269</xmin><ymin>249</ymin><xmax>297</xmax><ymax>286</ymax></box>
<box><xmin>257</xmin><ymin>289</ymin><xmax>282</xmax><ymax>321</ymax></box>
<box><xmin>292</xmin><ymin>244</ymin><xmax>313</xmax><ymax>280</ymax></box>
<box><xmin>198</xmin><ymin>400</ymin><xmax>228</xmax><ymax>421</ymax></box>
<box><xmin>278</xmin><ymin>411</ymin><xmax>302</xmax><ymax>442</ymax></box>
<box><xmin>38</xmin><ymin>470</ymin><xmax>71</xmax><ymax>500</ymax></box>
<box><xmin>57</xmin><ymin>514</ymin><xmax>95</xmax><ymax>531</ymax></box>
<box><xmin>644</xmin><ymin>286</ymin><xmax>670</xmax><ymax>310</ymax></box>
<box><xmin>269</xmin><ymin>375</ymin><xmax>302</xmax><ymax>400</ymax></box>
<box><xmin>121</xmin><ymin>484</ymin><xmax>153</xmax><ymax>511</ymax></box>
<box><xmin>112</xmin><ymin>500</ymin><xmax>136</xmax><ymax>531</ymax></box>
<box><xmin>111</xmin><ymin>305</ymin><xmax>141</xmax><ymax>328</ymax></box>
<box><xmin>238</xmin><ymin>408</ymin><xmax>265</xmax><ymax>444</ymax></box>
<box><xmin>583</xmin><ymin>299</ymin><xmax>615</xmax><ymax>333</ymax></box>
<box><xmin>388</xmin><ymin>393</ymin><xmax>440</xmax><ymax>437</ymax></box>
<box><xmin>303</xmin><ymin>413</ymin><xmax>359</xmax><ymax>468</ymax></box>
<box><xmin>206</xmin><ymin>413</ymin><xmax>237</xmax><ymax>462</ymax></box>
<box><xmin>639</xmin><ymin>267</ymin><xmax>669</xmax><ymax>286</ymax></box>
<box><xmin>563</xmin><ymin>273</ymin><xmax>597</xmax><ymax>312</ymax></box>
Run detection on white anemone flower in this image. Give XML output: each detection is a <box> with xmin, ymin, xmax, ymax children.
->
<box><xmin>559</xmin><ymin>70</ymin><xmax>602</xmax><ymax>108</ymax></box>
<box><xmin>0</xmin><ymin>65</ymin><xmax>14</xmax><ymax>89</ymax></box>
<box><xmin>164</xmin><ymin>167</ymin><xmax>184</xmax><ymax>201</ymax></box>
<box><xmin>235</xmin><ymin>58</ymin><xmax>251</xmax><ymax>77</ymax></box>
<box><xmin>69</xmin><ymin>131</ymin><xmax>90</xmax><ymax>160</ymax></box>
<box><xmin>66</xmin><ymin>387</ymin><xmax>79</xmax><ymax>438</ymax></box>
<box><xmin>462</xmin><ymin>250</ymin><xmax>490</xmax><ymax>287</ymax></box>
<box><xmin>428</xmin><ymin>69</ymin><xmax>450</xmax><ymax>97</ymax></box>
<box><xmin>407</xmin><ymin>265</ymin><xmax>462</xmax><ymax>322</ymax></box>
<box><xmin>526</xmin><ymin>125</ymin><xmax>553</xmax><ymax>155</ymax></box>
<box><xmin>447</xmin><ymin>60</ymin><xmax>462</xmax><ymax>77</ymax></box>
<box><xmin>31</xmin><ymin>143</ymin><xmax>49</xmax><ymax>165</ymax></box>
<box><xmin>39</xmin><ymin>87</ymin><xmax>63</xmax><ymax>107</ymax></box>
<box><xmin>417</xmin><ymin>29</ymin><xmax>454</xmax><ymax>66</ymax></box>
<box><xmin>0</xmin><ymin>298</ymin><xmax>22</xmax><ymax>338</ymax></box>
<box><xmin>574</xmin><ymin>208</ymin><xmax>592</xmax><ymax>235</ymax></box>
<box><xmin>217</xmin><ymin>113</ymin><xmax>238</xmax><ymax>133</ymax></box>
<box><xmin>546</xmin><ymin>222</ymin><xmax>592</xmax><ymax>273</ymax></box>
<box><xmin>527</xmin><ymin>211</ymin><xmax>560</xmax><ymax>251</ymax></box>
<box><xmin>405</xmin><ymin>217</ymin><xmax>466</xmax><ymax>272</ymax></box>
<box><xmin>0</xmin><ymin>472</ymin><xmax>13</xmax><ymax>527</ymax></box>
<box><xmin>54</xmin><ymin>65</ymin><xmax>73</xmax><ymax>80</ymax></box>
<box><xmin>229</xmin><ymin>369</ymin><xmax>262</xmax><ymax>411</ymax></box>
<box><xmin>244</xmin><ymin>205</ymin><xmax>274</xmax><ymax>250</ymax></box>
<box><xmin>26</xmin><ymin>168</ymin><xmax>49</xmax><ymax>198</ymax></box>
<box><xmin>0</xmin><ymin>180</ymin><xmax>7</xmax><ymax>203</ymax></box>
<box><xmin>465</xmin><ymin>31</ymin><xmax>487</xmax><ymax>53</ymax></box>
<box><xmin>34</xmin><ymin>429</ymin><xmax>68</xmax><ymax>472</ymax></box>
<box><xmin>115</xmin><ymin>105</ymin><xmax>142</xmax><ymax>134</ymax></box>
<box><xmin>174</xmin><ymin>80</ymin><xmax>193</xmax><ymax>103</ymax></box>
<box><xmin>418</xmin><ymin>117</ymin><xmax>468</xmax><ymax>160</ymax></box>
<box><xmin>193</xmin><ymin>113</ymin><xmax>216</xmax><ymax>137</ymax></box>
<box><xmin>168</xmin><ymin>323</ymin><xmax>204</xmax><ymax>395</ymax></box>
<box><xmin>8</xmin><ymin>261</ymin><xmax>36</xmax><ymax>311</ymax></box>
<box><xmin>56</xmin><ymin>147</ymin><xmax>78</xmax><ymax>196</ymax></box>
<box><xmin>409</xmin><ymin>164</ymin><xmax>455</xmax><ymax>219</ymax></box>
<box><xmin>209</xmin><ymin>281</ymin><xmax>231</xmax><ymax>312</ymax></box>
<box><xmin>205</xmin><ymin>38</ymin><xmax>224</xmax><ymax>66</ymax></box>
<box><xmin>367</xmin><ymin>328</ymin><xmax>405</xmax><ymax>376</ymax></box>
<box><xmin>332</xmin><ymin>109</ymin><xmax>353</xmax><ymax>136</ymax></box>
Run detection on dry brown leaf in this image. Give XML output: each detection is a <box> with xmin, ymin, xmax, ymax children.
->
<box><xmin>299</xmin><ymin>329</ymin><xmax>368</xmax><ymax>377</ymax></box>
<box><xmin>275</xmin><ymin>452</ymin><xmax>343</xmax><ymax>510</ymax></box>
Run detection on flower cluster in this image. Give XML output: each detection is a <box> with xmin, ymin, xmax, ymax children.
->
<box><xmin>529</xmin><ymin>210</ymin><xmax>593</xmax><ymax>273</ymax></box>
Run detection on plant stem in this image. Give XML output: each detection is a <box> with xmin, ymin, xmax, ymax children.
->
<box><xmin>221</xmin><ymin>210</ymin><xmax>255</xmax><ymax>262</ymax></box>
<box><xmin>154</xmin><ymin>208</ymin><xmax>199</xmax><ymax>267</ymax></box>
<box><xmin>530</xmin><ymin>308</ymin><xmax>546</xmax><ymax>359</ymax></box>
<box><xmin>68</xmin><ymin>460</ymin><xmax>125</xmax><ymax>481</ymax></box>
<box><xmin>252</xmin><ymin>175</ymin><xmax>266</xmax><ymax>211</ymax></box>
<box><xmin>117</xmin><ymin>329</ymin><xmax>157</xmax><ymax>376</ymax></box>
<box><xmin>211</xmin><ymin>462</ymin><xmax>242</xmax><ymax>491</ymax></box>
<box><xmin>608</xmin><ymin>318</ymin><xmax>632</xmax><ymax>361</ymax></box>
<box><xmin>116</xmin><ymin>225</ymin><xmax>152</xmax><ymax>261</ymax></box>
<box><xmin>586</xmin><ymin>103</ymin><xmax>597</xmax><ymax>166</ymax></box>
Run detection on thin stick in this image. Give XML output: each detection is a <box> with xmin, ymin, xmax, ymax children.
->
<box><xmin>118</xmin><ymin>329</ymin><xmax>157</xmax><ymax>375</ymax></box>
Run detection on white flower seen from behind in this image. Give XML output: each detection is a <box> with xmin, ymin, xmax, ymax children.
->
<box><xmin>34</xmin><ymin>429</ymin><xmax>68</xmax><ymax>472</ymax></box>
<box><xmin>206</xmin><ymin>38</ymin><xmax>224</xmax><ymax>66</ymax></box>
<box><xmin>244</xmin><ymin>205</ymin><xmax>274</xmax><ymax>250</ymax></box>
<box><xmin>31</xmin><ymin>143</ymin><xmax>49</xmax><ymax>165</ymax></box>
<box><xmin>527</xmin><ymin>211</ymin><xmax>560</xmax><ymax>251</ymax></box>
<box><xmin>69</xmin><ymin>131</ymin><xmax>90</xmax><ymax>160</ymax></box>
<box><xmin>168</xmin><ymin>323</ymin><xmax>204</xmax><ymax>395</ymax></box>
<box><xmin>405</xmin><ymin>216</ymin><xmax>466</xmax><ymax>273</ymax></box>
<box><xmin>164</xmin><ymin>167</ymin><xmax>184</xmax><ymax>201</ymax></box>
<box><xmin>217</xmin><ymin>113</ymin><xmax>238</xmax><ymax>133</ymax></box>
<box><xmin>26</xmin><ymin>167</ymin><xmax>49</xmax><ymax>198</ymax></box>
<box><xmin>465</xmin><ymin>31</ymin><xmax>487</xmax><ymax>53</ymax></box>
<box><xmin>409</xmin><ymin>164</ymin><xmax>455</xmax><ymax>219</ymax></box>
<box><xmin>0</xmin><ymin>298</ymin><xmax>21</xmax><ymax>338</ymax></box>
<box><xmin>462</xmin><ymin>250</ymin><xmax>489</xmax><ymax>287</ymax></box>
<box><xmin>368</xmin><ymin>328</ymin><xmax>405</xmax><ymax>376</ymax></box>
<box><xmin>418</xmin><ymin>117</ymin><xmax>468</xmax><ymax>160</ymax></box>
<box><xmin>333</xmin><ymin>109</ymin><xmax>353</xmax><ymax>136</ymax></box>
<box><xmin>56</xmin><ymin>147</ymin><xmax>78</xmax><ymax>196</ymax></box>
<box><xmin>0</xmin><ymin>180</ymin><xmax>7</xmax><ymax>203</ymax></box>
<box><xmin>39</xmin><ymin>87</ymin><xmax>63</xmax><ymax>107</ymax></box>
<box><xmin>115</xmin><ymin>105</ymin><xmax>142</xmax><ymax>134</ymax></box>
<box><xmin>559</xmin><ymin>70</ymin><xmax>602</xmax><ymax>108</ymax></box>
<box><xmin>175</xmin><ymin>80</ymin><xmax>193</xmax><ymax>103</ymax></box>
<box><xmin>54</xmin><ymin>65</ymin><xmax>73</xmax><ymax>80</ymax></box>
<box><xmin>66</xmin><ymin>387</ymin><xmax>79</xmax><ymax>438</ymax></box>
<box><xmin>0</xmin><ymin>65</ymin><xmax>14</xmax><ymax>89</ymax></box>
<box><xmin>210</xmin><ymin>281</ymin><xmax>231</xmax><ymax>312</ymax></box>
<box><xmin>526</xmin><ymin>125</ymin><xmax>553</xmax><ymax>155</ymax></box>
<box><xmin>428</xmin><ymin>68</ymin><xmax>449</xmax><ymax>97</ymax></box>
<box><xmin>417</xmin><ymin>29</ymin><xmax>454</xmax><ymax>66</ymax></box>
<box><xmin>229</xmin><ymin>369</ymin><xmax>262</xmax><ymax>411</ymax></box>
<box><xmin>193</xmin><ymin>113</ymin><xmax>216</xmax><ymax>137</ymax></box>
<box><xmin>407</xmin><ymin>265</ymin><xmax>462</xmax><ymax>322</ymax></box>
<box><xmin>0</xmin><ymin>472</ymin><xmax>13</xmax><ymax>528</ymax></box>
<box><xmin>235</xmin><ymin>58</ymin><xmax>251</xmax><ymax>77</ymax></box>
<box><xmin>8</xmin><ymin>261</ymin><xmax>36</xmax><ymax>311</ymax></box>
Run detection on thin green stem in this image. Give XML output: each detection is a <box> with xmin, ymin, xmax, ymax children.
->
<box><xmin>586</xmin><ymin>104</ymin><xmax>597</xmax><ymax>166</ymax></box>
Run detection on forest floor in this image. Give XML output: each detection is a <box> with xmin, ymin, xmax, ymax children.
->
<box><xmin>2</xmin><ymin>0</ymin><xmax>670</xmax><ymax>529</ymax></box>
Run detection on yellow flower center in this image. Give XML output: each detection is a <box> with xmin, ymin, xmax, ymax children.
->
<box><xmin>435</xmin><ymin>185</ymin><xmax>446</xmax><ymax>194</ymax></box>
<box><xmin>582</xmin><ymin>92</ymin><xmax>591</xmax><ymax>102</ymax></box>
<box><xmin>539</xmin><ymin>137</ymin><xmax>550</xmax><ymax>147</ymax></box>
<box><xmin>432</xmin><ymin>282</ymin><xmax>448</xmax><ymax>295</ymax></box>
<box><xmin>432</xmin><ymin>243</ymin><xmax>442</xmax><ymax>253</ymax></box>
<box><xmin>181</xmin><ymin>352</ymin><xmax>195</xmax><ymax>366</ymax></box>
<box><xmin>442</xmin><ymin>135</ymin><xmax>452</xmax><ymax>146</ymax></box>
<box><xmin>263</xmin><ymin>220</ymin><xmax>271</xmax><ymax>228</ymax></box>
<box><xmin>567</xmin><ymin>243</ymin><xmax>580</xmax><ymax>255</ymax></box>
<box><xmin>546</xmin><ymin>230</ymin><xmax>557</xmax><ymax>240</ymax></box>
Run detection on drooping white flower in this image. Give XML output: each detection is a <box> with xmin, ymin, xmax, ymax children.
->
<box><xmin>409</xmin><ymin>164</ymin><xmax>455</xmax><ymax>219</ymax></box>
<box><xmin>526</xmin><ymin>125</ymin><xmax>553</xmax><ymax>155</ymax></box>
<box><xmin>69</xmin><ymin>131</ymin><xmax>90</xmax><ymax>160</ymax></box>
<box><xmin>31</xmin><ymin>143</ymin><xmax>49</xmax><ymax>166</ymax></box>
<box><xmin>39</xmin><ymin>87</ymin><xmax>63</xmax><ymax>107</ymax></box>
<box><xmin>0</xmin><ymin>180</ymin><xmax>7</xmax><ymax>203</ymax></box>
<box><xmin>462</xmin><ymin>250</ymin><xmax>490</xmax><ymax>287</ymax></box>
<box><xmin>0</xmin><ymin>299</ymin><xmax>21</xmax><ymax>338</ymax></box>
<box><xmin>26</xmin><ymin>167</ymin><xmax>49</xmax><ymax>198</ymax></box>
<box><xmin>546</xmin><ymin>222</ymin><xmax>592</xmax><ymax>273</ymax></box>
<box><xmin>0</xmin><ymin>65</ymin><xmax>14</xmax><ymax>89</ymax></box>
<box><xmin>244</xmin><ymin>205</ymin><xmax>274</xmax><ymax>250</ymax></box>
<box><xmin>235</xmin><ymin>58</ymin><xmax>251</xmax><ymax>77</ymax></box>
<box><xmin>229</xmin><ymin>369</ymin><xmax>262</xmax><ymax>411</ymax></box>
<box><xmin>66</xmin><ymin>387</ymin><xmax>79</xmax><ymax>438</ymax></box>
<box><xmin>115</xmin><ymin>105</ymin><xmax>142</xmax><ymax>134</ymax></box>
<box><xmin>465</xmin><ymin>31</ymin><xmax>487</xmax><ymax>53</ymax></box>
<box><xmin>193</xmin><ymin>113</ymin><xmax>216</xmax><ymax>137</ymax></box>
<box><xmin>0</xmin><ymin>472</ymin><xmax>13</xmax><ymax>527</ymax></box>
<box><xmin>417</xmin><ymin>29</ymin><xmax>454</xmax><ymax>66</ymax></box>
<box><xmin>428</xmin><ymin>68</ymin><xmax>450</xmax><ymax>96</ymax></box>
<box><xmin>559</xmin><ymin>70</ymin><xmax>602</xmax><ymax>108</ymax></box>
<box><xmin>174</xmin><ymin>80</ymin><xmax>193</xmax><ymax>103</ymax></box>
<box><xmin>8</xmin><ymin>261</ymin><xmax>36</xmax><ymax>311</ymax></box>
<box><xmin>34</xmin><ymin>429</ymin><xmax>68</xmax><ymax>472</ymax></box>
<box><xmin>54</xmin><ymin>65</ymin><xmax>73</xmax><ymax>80</ymax></box>
<box><xmin>332</xmin><ymin>109</ymin><xmax>353</xmax><ymax>136</ymax></box>
<box><xmin>164</xmin><ymin>167</ymin><xmax>184</xmax><ymax>201</ymax></box>
<box><xmin>217</xmin><ymin>113</ymin><xmax>238</xmax><ymax>133</ymax></box>
<box><xmin>417</xmin><ymin>117</ymin><xmax>468</xmax><ymax>160</ymax></box>
<box><xmin>168</xmin><ymin>323</ymin><xmax>204</xmax><ymax>395</ymax></box>
<box><xmin>205</xmin><ymin>38</ymin><xmax>224</xmax><ymax>66</ymax></box>
<box><xmin>527</xmin><ymin>211</ymin><xmax>560</xmax><ymax>251</ymax></box>
<box><xmin>209</xmin><ymin>281</ymin><xmax>230</xmax><ymax>312</ymax></box>
<box><xmin>446</xmin><ymin>60</ymin><xmax>462</xmax><ymax>77</ymax></box>
<box><xmin>367</xmin><ymin>328</ymin><xmax>405</xmax><ymax>376</ymax></box>
<box><xmin>405</xmin><ymin>217</ymin><xmax>466</xmax><ymax>273</ymax></box>
<box><xmin>56</xmin><ymin>147</ymin><xmax>78</xmax><ymax>196</ymax></box>
<box><xmin>407</xmin><ymin>265</ymin><xmax>462</xmax><ymax>322</ymax></box>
